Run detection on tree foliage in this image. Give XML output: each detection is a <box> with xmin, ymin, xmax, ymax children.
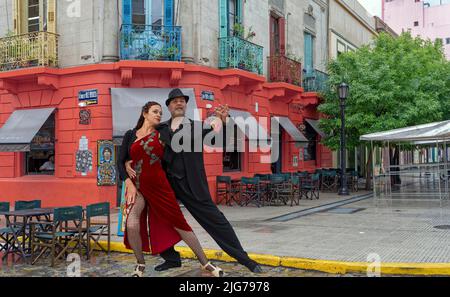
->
<box><xmin>318</xmin><ymin>32</ymin><xmax>450</xmax><ymax>150</ymax></box>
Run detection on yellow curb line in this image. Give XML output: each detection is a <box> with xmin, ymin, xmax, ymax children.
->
<box><xmin>93</xmin><ymin>241</ymin><xmax>450</xmax><ymax>276</ymax></box>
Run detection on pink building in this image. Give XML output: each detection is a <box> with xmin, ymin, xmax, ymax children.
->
<box><xmin>382</xmin><ymin>0</ymin><xmax>450</xmax><ymax>59</ymax></box>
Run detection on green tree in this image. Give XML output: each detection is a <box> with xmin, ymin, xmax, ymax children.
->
<box><xmin>318</xmin><ymin>32</ymin><xmax>450</xmax><ymax>187</ymax></box>
<box><xmin>319</xmin><ymin>32</ymin><xmax>449</xmax><ymax>149</ymax></box>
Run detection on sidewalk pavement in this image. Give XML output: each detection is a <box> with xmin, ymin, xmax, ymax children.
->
<box><xmin>3</xmin><ymin>190</ymin><xmax>450</xmax><ymax>276</ymax></box>
<box><xmin>105</xmin><ymin>191</ymin><xmax>450</xmax><ymax>275</ymax></box>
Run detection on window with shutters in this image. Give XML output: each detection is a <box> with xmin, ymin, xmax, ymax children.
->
<box><xmin>270</xmin><ymin>15</ymin><xmax>280</xmax><ymax>55</ymax></box>
<box><xmin>304</xmin><ymin>32</ymin><xmax>314</xmax><ymax>74</ymax></box>
<box><xmin>228</xmin><ymin>0</ymin><xmax>239</xmax><ymax>36</ymax></box>
<box><xmin>219</xmin><ymin>0</ymin><xmax>242</xmax><ymax>38</ymax></box>
<box><xmin>14</xmin><ymin>0</ymin><xmax>56</xmax><ymax>34</ymax></box>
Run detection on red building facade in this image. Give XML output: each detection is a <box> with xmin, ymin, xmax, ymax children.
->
<box><xmin>0</xmin><ymin>61</ymin><xmax>332</xmax><ymax>207</ymax></box>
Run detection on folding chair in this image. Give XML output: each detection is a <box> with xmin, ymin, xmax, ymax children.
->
<box><xmin>267</xmin><ymin>175</ymin><xmax>289</xmax><ymax>206</ymax></box>
<box><xmin>13</xmin><ymin>200</ymin><xmax>43</xmax><ymax>226</ymax></box>
<box><xmin>348</xmin><ymin>171</ymin><xmax>359</xmax><ymax>192</ymax></box>
<box><xmin>216</xmin><ymin>176</ymin><xmax>232</xmax><ymax>206</ymax></box>
<box><xmin>254</xmin><ymin>174</ymin><xmax>271</xmax><ymax>181</ymax></box>
<box><xmin>85</xmin><ymin>202</ymin><xmax>110</xmax><ymax>260</ymax></box>
<box><xmin>239</xmin><ymin>177</ymin><xmax>262</xmax><ymax>207</ymax></box>
<box><xmin>30</xmin><ymin>206</ymin><xmax>83</xmax><ymax>267</ymax></box>
<box><xmin>321</xmin><ymin>170</ymin><xmax>338</xmax><ymax>192</ymax></box>
<box><xmin>300</xmin><ymin>173</ymin><xmax>321</xmax><ymax>200</ymax></box>
<box><xmin>290</xmin><ymin>176</ymin><xmax>301</xmax><ymax>206</ymax></box>
<box><xmin>0</xmin><ymin>202</ymin><xmax>11</xmax><ymax>253</ymax></box>
<box><xmin>15</xmin><ymin>200</ymin><xmax>41</xmax><ymax>211</ymax></box>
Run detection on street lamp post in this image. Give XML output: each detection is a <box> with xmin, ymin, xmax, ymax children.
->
<box><xmin>338</xmin><ymin>83</ymin><xmax>350</xmax><ymax>196</ymax></box>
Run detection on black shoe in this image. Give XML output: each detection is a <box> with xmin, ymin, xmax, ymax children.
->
<box><xmin>154</xmin><ymin>261</ymin><xmax>182</xmax><ymax>272</ymax></box>
<box><xmin>249</xmin><ymin>264</ymin><xmax>263</xmax><ymax>274</ymax></box>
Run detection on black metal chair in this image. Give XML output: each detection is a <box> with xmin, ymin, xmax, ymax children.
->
<box><xmin>239</xmin><ymin>177</ymin><xmax>262</xmax><ymax>207</ymax></box>
<box><xmin>300</xmin><ymin>173</ymin><xmax>321</xmax><ymax>200</ymax></box>
<box><xmin>30</xmin><ymin>206</ymin><xmax>83</xmax><ymax>267</ymax></box>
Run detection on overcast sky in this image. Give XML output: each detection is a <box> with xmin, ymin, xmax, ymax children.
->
<box><xmin>357</xmin><ymin>0</ymin><xmax>450</xmax><ymax>18</ymax></box>
<box><xmin>357</xmin><ymin>0</ymin><xmax>382</xmax><ymax>17</ymax></box>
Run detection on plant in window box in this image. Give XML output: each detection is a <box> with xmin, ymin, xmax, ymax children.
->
<box><xmin>164</xmin><ymin>46</ymin><xmax>179</xmax><ymax>60</ymax></box>
<box><xmin>232</xmin><ymin>23</ymin><xmax>245</xmax><ymax>38</ymax></box>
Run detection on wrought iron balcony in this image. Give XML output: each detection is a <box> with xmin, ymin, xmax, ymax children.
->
<box><xmin>219</xmin><ymin>36</ymin><xmax>263</xmax><ymax>75</ymax></box>
<box><xmin>268</xmin><ymin>55</ymin><xmax>302</xmax><ymax>86</ymax></box>
<box><xmin>302</xmin><ymin>69</ymin><xmax>329</xmax><ymax>93</ymax></box>
<box><xmin>120</xmin><ymin>24</ymin><xmax>182</xmax><ymax>61</ymax></box>
<box><xmin>0</xmin><ymin>31</ymin><xmax>58</xmax><ymax>71</ymax></box>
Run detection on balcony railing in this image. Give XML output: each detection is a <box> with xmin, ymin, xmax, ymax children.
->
<box><xmin>268</xmin><ymin>55</ymin><xmax>302</xmax><ymax>86</ymax></box>
<box><xmin>302</xmin><ymin>69</ymin><xmax>329</xmax><ymax>93</ymax></box>
<box><xmin>219</xmin><ymin>36</ymin><xmax>263</xmax><ymax>75</ymax></box>
<box><xmin>0</xmin><ymin>31</ymin><xmax>58</xmax><ymax>71</ymax></box>
<box><xmin>120</xmin><ymin>24</ymin><xmax>182</xmax><ymax>61</ymax></box>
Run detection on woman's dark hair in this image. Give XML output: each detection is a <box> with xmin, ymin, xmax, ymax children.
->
<box><xmin>134</xmin><ymin>101</ymin><xmax>161</xmax><ymax>130</ymax></box>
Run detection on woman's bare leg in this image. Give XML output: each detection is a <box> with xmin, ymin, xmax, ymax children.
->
<box><xmin>126</xmin><ymin>193</ymin><xmax>146</xmax><ymax>268</ymax></box>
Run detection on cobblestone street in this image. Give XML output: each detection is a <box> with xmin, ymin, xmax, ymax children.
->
<box><xmin>0</xmin><ymin>252</ymin><xmax>361</xmax><ymax>277</ymax></box>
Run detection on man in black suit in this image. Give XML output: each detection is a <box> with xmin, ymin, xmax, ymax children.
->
<box><xmin>154</xmin><ymin>88</ymin><xmax>262</xmax><ymax>273</ymax></box>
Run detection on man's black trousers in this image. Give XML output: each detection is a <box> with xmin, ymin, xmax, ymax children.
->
<box><xmin>160</xmin><ymin>176</ymin><xmax>257</xmax><ymax>270</ymax></box>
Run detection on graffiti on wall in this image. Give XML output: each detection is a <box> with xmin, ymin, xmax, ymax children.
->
<box><xmin>75</xmin><ymin>136</ymin><xmax>93</xmax><ymax>176</ymax></box>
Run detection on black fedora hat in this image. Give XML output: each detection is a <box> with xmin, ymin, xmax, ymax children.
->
<box><xmin>166</xmin><ymin>88</ymin><xmax>190</xmax><ymax>106</ymax></box>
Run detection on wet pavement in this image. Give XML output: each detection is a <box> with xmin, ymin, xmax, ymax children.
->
<box><xmin>0</xmin><ymin>252</ymin><xmax>357</xmax><ymax>277</ymax></box>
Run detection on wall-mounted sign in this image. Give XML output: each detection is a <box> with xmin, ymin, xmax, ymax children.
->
<box><xmin>78</xmin><ymin>89</ymin><xmax>98</xmax><ymax>106</ymax></box>
<box><xmin>201</xmin><ymin>91</ymin><xmax>214</xmax><ymax>101</ymax></box>
<box><xmin>97</xmin><ymin>140</ymin><xmax>116</xmax><ymax>186</ymax></box>
<box><xmin>293</xmin><ymin>155</ymin><xmax>299</xmax><ymax>167</ymax></box>
<box><xmin>79</xmin><ymin>109</ymin><xmax>91</xmax><ymax>125</ymax></box>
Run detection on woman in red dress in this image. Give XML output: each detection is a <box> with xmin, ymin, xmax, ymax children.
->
<box><xmin>120</xmin><ymin>101</ymin><xmax>223</xmax><ymax>277</ymax></box>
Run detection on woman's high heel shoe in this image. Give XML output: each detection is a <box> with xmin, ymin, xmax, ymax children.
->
<box><xmin>132</xmin><ymin>264</ymin><xmax>146</xmax><ymax>277</ymax></box>
<box><xmin>202</xmin><ymin>261</ymin><xmax>224</xmax><ymax>277</ymax></box>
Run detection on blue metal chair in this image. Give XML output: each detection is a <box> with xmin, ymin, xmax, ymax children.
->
<box><xmin>30</xmin><ymin>206</ymin><xmax>83</xmax><ymax>267</ymax></box>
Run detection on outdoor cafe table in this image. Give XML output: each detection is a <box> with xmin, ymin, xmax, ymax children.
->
<box><xmin>0</xmin><ymin>208</ymin><xmax>54</xmax><ymax>262</ymax></box>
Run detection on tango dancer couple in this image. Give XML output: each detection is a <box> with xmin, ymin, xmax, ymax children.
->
<box><xmin>118</xmin><ymin>88</ymin><xmax>262</xmax><ymax>277</ymax></box>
